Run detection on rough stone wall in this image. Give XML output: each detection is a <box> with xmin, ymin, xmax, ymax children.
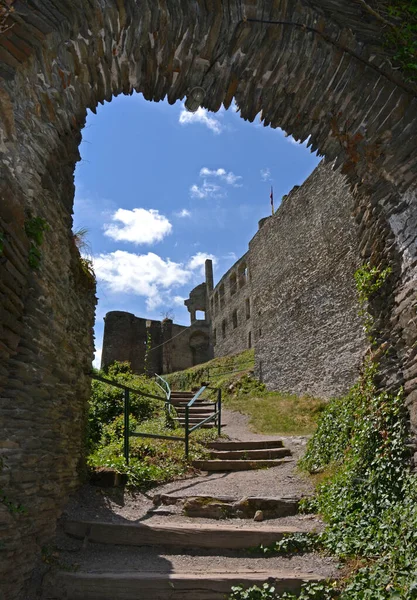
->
<box><xmin>0</xmin><ymin>1</ymin><xmax>416</xmax><ymax>598</ymax></box>
<box><xmin>100</xmin><ymin>312</ymin><xmax>211</xmax><ymax>375</ymax></box>
<box><xmin>249</xmin><ymin>163</ymin><xmax>366</xmax><ymax>398</ymax></box>
<box><xmin>101</xmin><ymin>312</ymin><xmax>197</xmax><ymax>375</ymax></box>
<box><xmin>101</xmin><ymin>312</ymin><xmax>163</xmax><ymax>375</ymax></box>
<box><xmin>209</xmin><ymin>253</ymin><xmax>253</xmax><ymax>358</ymax></box>
<box><xmin>163</xmin><ymin>322</ymin><xmax>194</xmax><ymax>373</ymax></box>
<box><xmin>0</xmin><ymin>165</ymin><xmax>96</xmax><ymax>598</ymax></box>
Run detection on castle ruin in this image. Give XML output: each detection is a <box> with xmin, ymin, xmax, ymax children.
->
<box><xmin>101</xmin><ymin>161</ymin><xmax>366</xmax><ymax>399</ymax></box>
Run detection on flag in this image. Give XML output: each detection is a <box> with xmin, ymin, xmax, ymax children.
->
<box><xmin>270</xmin><ymin>186</ymin><xmax>274</xmax><ymax>215</ymax></box>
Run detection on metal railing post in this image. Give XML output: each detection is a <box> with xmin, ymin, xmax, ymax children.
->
<box><xmin>124</xmin><ymin>389</ymin><xmax>130</xmax><ymax>465</ymax></box>
<box><xmin>217</xmin><ymin>388</ymin><xmax>222</xmax><ymax>437</ymax></box>
<box><xmin>185</xmin><ymin>405</ymin><xmax>189</xmax><ymax>459</ymax></box>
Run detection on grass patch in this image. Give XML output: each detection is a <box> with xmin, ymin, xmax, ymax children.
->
<box><xmin>224</xmin><ymin>390</ymin><xmax>326</xmax><ymax>436</ymax></box>
<box><xmin>165</xmin><ymin>350</ymin><xmax>326</xmax><ymax>436</ymax></box>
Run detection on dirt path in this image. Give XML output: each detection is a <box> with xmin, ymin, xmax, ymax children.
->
<box><xmin>35</xmin><ymin>409</ymin><xmax>339</xmax><ymax>599</ymax></box>
<box><xmin>62</xmin><ymin>409</ymin><xmax>315</xmax><ymax>524</ymax></box>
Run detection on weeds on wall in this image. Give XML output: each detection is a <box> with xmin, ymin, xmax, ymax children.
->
<box><xmin>0</xmin><ymin>0</ymin><xmax>15</xmax><ymax>34</ymax></box>
<box><xmin>24</xmin><ymin>216</ymin><xmax>49</xmax><ymax>269</ymax></box>
<box><xmin>382</xmin><ymin>0</ymin><xmax>417</xmax><ymax>81</ymax></box>
<box><xmin>229</xmin><ymin>261</ymin><xmax>417</xmax><ymax>599</ymax></box>
<box><xmin>354</xmin><ymin>262</ymin><xmax>392</xmax><ymax>339</ymax></box>
<box><xmin>72</xmin><ymin>227</ymin><xmax>96</xmax><ymax>285</ymax></box>
<box><xmin>357</xmin><ymin>0</ymin><xmax>417</xmax><ymax>82</ymax></box>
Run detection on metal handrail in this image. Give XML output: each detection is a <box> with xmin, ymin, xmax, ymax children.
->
<box><xmin>184</xmin><ymin>386</ymin><xmax>221</xmax><ymax>458</ymax></box>
<box><xmin>155</xmin><ymin>373</ymin><xmax>177</xmax><ymax>425</ymax></box>
<box><xmin>155</xmin><ymin>373</ymin><xmax>171</xmax><ymax>399</ymax></box>
<box><xmin>91</xmin><ymin>373</ymin><xmax>167</xmax><ymax>465</ymax></box>
<box><xmin>90</xmin><ymin>374</ymin><xmax>221</xmax><ymax>463</ymax></box>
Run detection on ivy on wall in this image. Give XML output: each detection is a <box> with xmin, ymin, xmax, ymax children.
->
<box><xmin>24</xmin><ymin>216</ymin><xmax>49</xmax><ymax>270</ymax></box>
<box><xmin>229</xmin><ymin>262</ymin><xmax>417</xmax><ymax>599</ymax></box>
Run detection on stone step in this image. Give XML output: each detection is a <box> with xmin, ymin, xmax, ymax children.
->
<box><xmin>207</xmin><ymin>440</ymin><xmax>284</xmax><ymax>450</ymax></box>
<box><xmin>176</xmin><ymin>407</ymin><xmax>215</xmax><ymax>413</ymax></box>
<box><xmin>64</xmin><ymin>520</ymin><xmax>302</xmax><ymax>549</ymax></box>
<box><xmin>192</xmin><ymin>458</ymin><xmax>292</xmax><ymax>471</ymax></box>
<box><xmin>209</xmin><ymin>448</ymin><xmax>291</xmax><ymax>460</ymax></box>
<box><xmin>45</xmin><ymin>570</ymin><xmax>323</xmax><ymax>600</ymax></box>
<box><xmin>152</xmin><ymin>493</ymin><xmax>301</xmax><ymax>519</ymax></box>
<box><xmin>175</xmin><ymin>420</ymin><xmax>216</xmax><ymax>427</ymax></box>
<box><xmin>171</xmin><ymin>398</ymin><xmax>214</xmax><ymax>406</ymax></box>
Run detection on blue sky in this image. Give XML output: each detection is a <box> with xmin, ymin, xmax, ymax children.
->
<box><xmin>73</xmin><ymin>94</ymin><xmax>320</xmax><ymax>366</ymax></box>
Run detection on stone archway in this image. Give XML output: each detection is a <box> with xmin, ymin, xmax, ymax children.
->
<box><xmin>0</xmin><ymin>1</ymin><xmax>416</xmax><ymax>597</ymax></box>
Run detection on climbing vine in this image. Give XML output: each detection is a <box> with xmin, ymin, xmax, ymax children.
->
<box><xmin>358</xmin><ymin>0</ymin><xmax>417</xmax><ymax>82</ymax></box>
<box><xmin>354</xmin><ymin>262</ymin><xmax>392</xmax><ymax>338</ymax></box>
<box><xmin>0</xmin><ymin>0</ymin><xmax>15</xmax><ymax>34</ymax></box>
<box><xmin>24</xmin><ymin>216</ymin><xmax>49</xmax><ymax>270</ymax></box>
<box><xmin>230</xmin><ymin>257</ymin><xmax>417</xmax><ymax>599</ymax></box>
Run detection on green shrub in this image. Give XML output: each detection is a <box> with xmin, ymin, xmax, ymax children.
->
<box><xmin>88</xmin><ymin>412</ymin><xmax>217</xmax><ymax>489</ymax></box>
<box><xmin>87</xmin><ymin>362</ymin><xmax>219</xmax><ymax>489</ymax></box>
<box><xmin>229</xmin><ymin>354</ymin><xmax>417</xmax><ymax>599</ymax></box>
<box><xmin>88</xmin><ymin>361</ymin><xmax>162</xmax><ymax>449</ymax></box>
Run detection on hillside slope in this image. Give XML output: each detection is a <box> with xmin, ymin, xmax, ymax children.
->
<box><xmin>165</xmin><ymin>351</ymin><xmax>326</xmax><ymax>436</ymax></box>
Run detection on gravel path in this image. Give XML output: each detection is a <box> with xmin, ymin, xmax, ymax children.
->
<box><xmin>32</xmin><ymin>407</ymin><xmax>340</xmax><ymax>597</ymax></box>
<box><xmin>54</xmin><ymin>542</ymin><xmax>338</xmax><ymax>579</ymax></box>
<box><xmin>62</xmin><ymin>409</ymin><xmax>315</xmax><ymax>524</ymax></box>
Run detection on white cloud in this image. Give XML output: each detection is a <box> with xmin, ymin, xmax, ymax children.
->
<box><xmin>173</xmin><ymin>295</ymin><xmax>186</xmax><ymax>306</ymax></box>
<box><xmin>94</xmin><ymin>251</ymin><xmax>191</xmax><ymax>310</ymax></box>
<box><xmin>93</xmin><ymin>346</ymin><xmax>102</xmax><ymax>369</ymax></box>
<box><xmin>103</xmin><ymin>208</ymin><xmax>172</xmax><ymax>245</ymax></box>
<box><xmin>260</xmin><ymin>168</ymin><xmax>272</xmax><ymax>181</ymax></box>
<box><xmin>176</xmin><ymin>209</ymin><xmax>191</xmax><ymax>218</ymax></box>
<box><xmin>190</xmin><ymin>181</ymin><xmax>224</xmax><ymax>199</ymax></box>
<box><xmin>190</xmin><ymin>166</ymin><xmax>242</xmax><ymax>199</ymax></box>
<box><xmin>199</xmin><ymin>168</ymin><xmax>242</xmax><ymax>187</ymax></box>
<box><xmin>179</xmin><ymin>106</ymin><xmax>223</xmax><ymax>134</ymax></box>
<box><xmin>187</xmin><ymin>252</ymin><xmax>217</xmax><ymax>276</ymax></box>
<box><xmin>93</xmin><ymin>250</ymin><xmax>218</xmax><ymax>310</ymax></box>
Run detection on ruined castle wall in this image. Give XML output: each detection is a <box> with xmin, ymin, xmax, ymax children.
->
<box><xmin>0</xmin><ymin>170</ymin><xmax>96</xmax><ymax>599</ymax></box>
<box><xmin>162</xmin><ymin>322</ymin><xmax>193</xmax><ymax>374</ymax></box>
<box><xmin>101</xmin><ymin>312</ymin><xmax>162</xmax><ymax>375</ymax></box>
<box><xmin>209</xmin><ymin>253</ymin><xmax>253</xmax><ymax>358</ymax></box>
<box><xmin>250</xmin><ymin>163</ymin><xmax>366</xmax><ymax>399</ymax></box>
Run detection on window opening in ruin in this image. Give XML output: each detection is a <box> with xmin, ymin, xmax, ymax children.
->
<box><xmin>222</xmin><ymin>319</ymin><xmax>227</xmax><ymax>338</ymax></box>
<box><xmin>248</xmin><ymin>331</ymin><xmax>252</xmax><ymax>348</ymax></box>
<box><xmin>214</xmin><ymin>292</ymin><xmax>219</xmax><ymax>315</ymax></box>
<box><xmin>238</xmin><ymin>262</ymin><xmax>248</xmax><ymax>288</ymax></box>
<box><xmin>245</xmin><ymin>298</ymin><xmax>250</xmax><ymax>319</ymax></box>
<box><xmin>220</xmin><ymin>284</ymin><xmax>225</xmax><ymax>309</ymax></box>
<box><xmin>232</xmin><ymin>309</ymin><xmax>238</xmax><ymax>329</ymax></box>
<box><xmin>230</xmin><ymin>272</ymin><xmax>237</xmax><ymax>296</ymax></box>
<box><xmin>196</xmin><ymin>310</ymin><xmax>205</xmax><ymax>320</ymax></box>
<box><xmin>258</xmin><ymin>328</ymin><xmax>262</xmax><ymax>338</ymax></box>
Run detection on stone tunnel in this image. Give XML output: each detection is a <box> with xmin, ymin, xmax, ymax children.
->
<box><xmin>0</xmin><ymin>1</ymin><xmax>416</xmax><ymax>597</ymax></box>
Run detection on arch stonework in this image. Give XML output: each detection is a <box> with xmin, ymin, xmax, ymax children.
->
<box><xmin>0</xmin><ymin>1</ymin><xmax>416</xmax><ymax>597</ymax></box>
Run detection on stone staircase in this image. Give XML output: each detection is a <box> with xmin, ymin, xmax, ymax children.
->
<box><xmin>193</xmin><ymin>439</ymin><xmax>293</xmax><ymax>472</ymax></box>
<box><xmin>41</xmin><ymin>441</ymin><xmax>334</xmax><ymax>600</ymax></box>
<box><xmin>170</xmin><ymin>390</ymin><xmax>217</xmax><ymax>429</ymax></box>
<box><xmin>42</xmin><ymin>508</ymin><xmax>331</xmax><ymax>600</ymax></box>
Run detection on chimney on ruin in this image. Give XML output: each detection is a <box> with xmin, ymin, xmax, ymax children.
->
<box><xmin>205</xmin><ymin>259</ymin><xmax>214</xmax><ymax>292</ymax></box>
